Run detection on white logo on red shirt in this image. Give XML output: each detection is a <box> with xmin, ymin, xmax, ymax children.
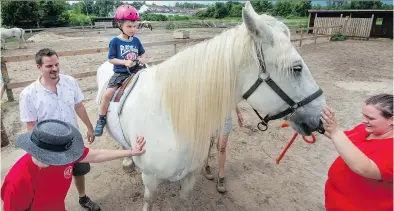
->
<box><xmin>64</xmin><ymin>166</ymin><xmax>73</xmax><ymax>179</ymax></box>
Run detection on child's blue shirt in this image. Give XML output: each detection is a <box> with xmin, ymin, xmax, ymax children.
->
<box><xmin>108</xmin><ymin>36</ymin><xmax>145</xmax><ymax>74</ymax></box>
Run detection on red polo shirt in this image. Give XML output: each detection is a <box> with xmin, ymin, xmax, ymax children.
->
<box><xmin>325</xmin><ymin>123</ymin><xmax>393</xmax><ymax>211</ymax></box>
<box><xmin>1</xmin><ymin>147</ymin><xmax>89</xmax><ymax>211</ymax></box>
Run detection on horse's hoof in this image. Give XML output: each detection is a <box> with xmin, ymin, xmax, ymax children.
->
<box><xmin>122</xmin><ymin>158</ymin><xmax>135</xmax><ymax>173</ymax></box>
<box><xmin>204</xmin><ymin>166</ymin><xmax>214</xmax><ymax>180</ymax></box>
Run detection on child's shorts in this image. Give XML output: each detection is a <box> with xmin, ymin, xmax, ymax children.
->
<box><xmin>108</xmin><ymin>72</ymin><xmax>131</xmax><ymax>88</ymax></box>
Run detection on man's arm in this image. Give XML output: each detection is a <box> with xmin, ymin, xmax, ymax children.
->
<box><xmin>75</xmin><ymin>102</ymin><xmax>94</xmax><ymax>137</ymax></box>
<box><xmin>19</xmin><ymin>90</ymin><xmax>38</xmax><ymax>131</ymax></box>
<box><xmin>75</xmin><ymin>102</ymin><xmax>93</xmax><ymax>131</ymax></box>
<box><xmin>72</xmin><ymin>78</ymin><xmax>95</xmax><ymax>143</ymax></box>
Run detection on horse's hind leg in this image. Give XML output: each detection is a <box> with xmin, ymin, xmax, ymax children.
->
<box><xmin>142</xmin><ymin>173</ymin><xmax>160</xmax><ymax>211</ymax></box>
<box><xmin>180</xmin><ymin>170</ymin><xmax>198</xmax><ymax>210</ymax></box>
<box><xmin>20</xmin><ymin>36</ymin><xmax>26</xmax><ymax>48</ymax></box>
<box><xmin>204</xmin><ymin>136</ymin><xmax>216</xmax><ymax>180</ymax></box>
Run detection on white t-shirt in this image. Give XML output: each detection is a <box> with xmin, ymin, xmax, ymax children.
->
<box><xmin>19</xmin><ymin>74</ymin><xmax>84</xmax><ymax>130</ymax></box>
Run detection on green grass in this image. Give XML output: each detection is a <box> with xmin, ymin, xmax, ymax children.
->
<box><xmin>5</xmin><ymin>38</ymin><xmax>16</xmax><ymax>43</ymax></box>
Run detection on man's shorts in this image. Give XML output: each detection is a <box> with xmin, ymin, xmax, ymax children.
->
<box><xmin>213</xmin><ymin>115</ymin><xmax>233</xmax><ymax>137</ymax></box>
<box><xmin>108</xmin><ymin>72</ymin><xmax>130</xmax><ymax>88</ymax></box>
<box><xmin>73</xmin><ymin>162</ymin><xmax>91</xmax><ymax>176</ymax></box>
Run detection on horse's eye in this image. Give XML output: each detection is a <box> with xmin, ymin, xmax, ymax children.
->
<box><xmin>293</xmin><ymin>65</ymin><xmax>302</xmax><ymax>72</ymax></box>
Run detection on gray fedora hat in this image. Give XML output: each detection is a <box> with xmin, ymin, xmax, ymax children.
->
<box><xmin>16</xmin><ymin>119</ymin><xmax>85</xmax><ymax>166</ymax></box>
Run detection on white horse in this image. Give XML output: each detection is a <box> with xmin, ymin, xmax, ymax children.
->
<box><xmin>0</xmin><ymin>27</ymin><xmax>27</xmax><ymax>49</ymax></box>
<box><xmin>96</xmin><ymin>2</ymin><xmax>326</xmax><ymax>210</ymax></box>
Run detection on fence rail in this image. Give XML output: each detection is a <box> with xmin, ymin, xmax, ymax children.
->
<box><xmin>1</xmin><ymin>37</ymin><xmax>212</xmax><ymax>101</ymax></box>
<box><xmin>1</xmin><ymin>24</ymin><xmax>343</xmax><ymax>102</ymax></box>
<box><xmin>314</xmin><ymin>15</ymin><xmax>374</xmax><ymax>38</ymax></box>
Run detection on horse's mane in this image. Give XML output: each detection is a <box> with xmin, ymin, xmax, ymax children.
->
<box><xmin>154</xmin><ymin>15</ymin><xmax>293</xmax><ymax>166</ymax></box>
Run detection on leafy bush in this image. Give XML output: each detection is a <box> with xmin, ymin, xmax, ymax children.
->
<box><xmin>141</xmin><ymin>13</ymin><xmax>168</xmax><ymax>21</ymax></box>
<box><xmin>69</xmin><ymin>12</ymin><xmax>90</xmax><ymax>26</ymax></box>
<box><xmin>167</xmin><ymin>15</ymin><xmax>190</xmax><ymax>21</ymax></box>
<box><xmin>331</xmin><ymin>32</ymin><xmax>347</xmax><ymax>41</ymax></box>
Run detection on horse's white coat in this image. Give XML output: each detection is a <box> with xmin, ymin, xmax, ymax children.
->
<box><xmin>0</xmin><ymin>27</ymin><xmax>27</xmax><ymax>49</ymax></box>
<box><xmin>96</xmin><ymin>2</ymin><xmax>326</xmax><ymax>210</ymax></box>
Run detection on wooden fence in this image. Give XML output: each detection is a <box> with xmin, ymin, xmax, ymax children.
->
<box><xmin>0</xmin><ymin>37</ymin><xmax>211</xmax><ymax>102</ymax></box>
<box><xmin>314</xmin><ymin>15</ymin><xmax>375</xmax><ymax>38</ymax></box>
<box><xmin>1</xmin><ymin>24</ymin><xmax>343</xmax><ymax>102</ymax></box>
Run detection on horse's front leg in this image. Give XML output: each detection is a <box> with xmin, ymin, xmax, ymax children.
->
<box><xmin>180</xmin><ymin>170</ymin><xmax>198</xmax><ymax>211</ymax></box>
<box><xmin>142</xmin><ymin>173</ymin><xmax>160</xmax><ymax>211</ymax></box>
<box><xmin>1</xmin><ymin>39</ymin><xmax>6</xmax><ymax>50</ymax></box>
<box><xmin>122</xmin><ymin>157</ymin><xmax>135</xmax><ymax>173</ymax></box>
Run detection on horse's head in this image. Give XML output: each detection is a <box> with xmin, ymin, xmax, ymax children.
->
<box><xmin>238</xmin><ymin>2</ymin><xmax>326</xmax><ymax>136</ymax></box>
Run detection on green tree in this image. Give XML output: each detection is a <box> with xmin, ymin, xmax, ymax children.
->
<box><xmin>273</xmin><ymin>0</ymin><xmax>294</xmax><ymax>17</ymax></box>
<box><xmin>39</xmin><ymin>1</ymin><xmax>69</xmax><ymax>27</ymax></box>
<box><xmin>213</xmin><ymin>2</ymin><xmax>229</xmax><ymax>19</ymax></box>
<box><xmin>293</xmin><ymin>1</ymin><xmax>312</xmax><ymax>17</ymax></box>
<box><xmin>229</xmin><ymin>4</ymin><xmax>243</xmax><ymax>17</ymax></box>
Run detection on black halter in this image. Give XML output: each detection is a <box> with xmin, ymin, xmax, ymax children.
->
<box><xmin>242</xmin><ymin>47</ymin><xmax>325</xmax><ymax>134</ymax></box>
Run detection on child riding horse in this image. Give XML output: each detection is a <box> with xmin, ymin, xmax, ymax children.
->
<box><xmin>95</xmin><ymin>4</ymin><xmax>148</xmax><ymax>136</ymax></box>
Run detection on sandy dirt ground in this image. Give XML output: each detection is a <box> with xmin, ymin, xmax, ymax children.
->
<box><xmin>1</xmin><ymin>26</ymin><xmax>392</xmax><ymax>211</ymax></box>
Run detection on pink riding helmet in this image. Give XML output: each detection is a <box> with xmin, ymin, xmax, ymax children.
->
<box><xmin>114</xmin><ymin>4</ymin><xmax>139</xmax><ymax>21</ymax></box>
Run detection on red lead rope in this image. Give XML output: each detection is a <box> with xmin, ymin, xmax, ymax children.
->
<box><xmin>276</xmin><ymin>122</ymin><xmax>316</xmax><ymax>164</ymax></box>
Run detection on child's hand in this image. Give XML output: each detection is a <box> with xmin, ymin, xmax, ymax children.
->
<box><xmin>139</xmin><ymin>57</ymin><xmax>148</xmax><ymax>64</ymax></box>
<box><xmin>124</xmin><ymin>60</ymin><xmax>134</xmax><ymax>67</ymax></box>
<box><xmin>131</xmin><ymin>136</ymin><xmax>146</xmax><ymax>156</ymax></box>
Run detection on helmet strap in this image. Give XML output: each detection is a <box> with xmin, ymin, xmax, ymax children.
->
<box><xmin>117</xmin><ymin>21</ymin><xmax>132</xmax><ymax>39</ymax></box>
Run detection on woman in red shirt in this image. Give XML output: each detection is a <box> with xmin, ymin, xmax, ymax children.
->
<box><xmin>320</xmin><ymin>93</ymin><xmax>393</xmax><ymax>211</ymax></box>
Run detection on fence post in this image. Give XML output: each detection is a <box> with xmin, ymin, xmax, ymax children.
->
<box><xmin>367</xmin><ymin>14</ymin><xmax>375</xmax><ymax>40</ymax></box>
<box><xmin>314</xmin><ymin>28</ymin><xmax>318</xmax><ymax>44</ymax></box>
<box><xmin>343</xmin><ymin>16</ymin><xmax>350</xmax><ymax>36</ymax></box>
<box><xmin>1</xmin><ymin>113</ymin><xmax>9</xmax><ymax>147</ymax></box>
<box><xmin>174</xmin><ymin>44</ymin><xmax>177</xmax><ymax>54</ymax></box>
<box><xmin>1</xmin><ymin>58</ymin><xmax>14</xmax><ymax>102</ymax></box>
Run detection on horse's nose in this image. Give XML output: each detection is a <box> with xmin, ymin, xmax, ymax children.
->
<box><xmin>316</xmin><ymin>120</ymin><xmax>325</xmax><ymax>134</ymax></box>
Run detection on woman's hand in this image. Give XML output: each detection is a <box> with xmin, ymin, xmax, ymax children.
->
<box><xmin>131</xmin><ymin>136</ymin><xmax>146</xmax><ymax>156</ymax></box>
<box><xmin>320</xmin><ymin>106</ymin><xmax>341</xmax><ymax>136</ymax></box>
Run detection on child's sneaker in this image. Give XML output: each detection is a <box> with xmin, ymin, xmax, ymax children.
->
<box><xmin>94</xmin><ymin>117</ymin><xmax>106</xmax><ymax>136</ymax></box>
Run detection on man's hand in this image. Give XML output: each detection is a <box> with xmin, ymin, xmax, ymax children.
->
<box><xmin>87</xmin><ymin>129</ymin><xmax>95</xmax><ymax>144</ymax></box>
<box><xmin>131</xmin><ymin>136</ymin><xmax>146</xmax><ymax>156</ymax></box>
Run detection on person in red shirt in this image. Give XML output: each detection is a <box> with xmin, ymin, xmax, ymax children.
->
<box><xmin>320</xmin><ymin>93</ymin><xmax>393</xmax><ymax>211</ymax></box>
<box><xmin>1</xmin><ymin>119</ymin><xmax>146</xmax><ymax>211</ymax></box>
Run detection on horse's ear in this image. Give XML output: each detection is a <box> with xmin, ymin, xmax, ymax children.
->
<box><xmin>244</xmin><ymin>1</ymin><xmax>258</xmax><ymax>16</ymax></box>
<box><xmin>242</xmin><ymin>7</ymin><xmax>259</xmax><ymax>37</ymax></box>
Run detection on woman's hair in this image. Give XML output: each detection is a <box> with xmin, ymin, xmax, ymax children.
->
<box><xmin>365</xmin><ymin>94</ymin><xmax>393</xmax><ymax>119</ymax></box>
